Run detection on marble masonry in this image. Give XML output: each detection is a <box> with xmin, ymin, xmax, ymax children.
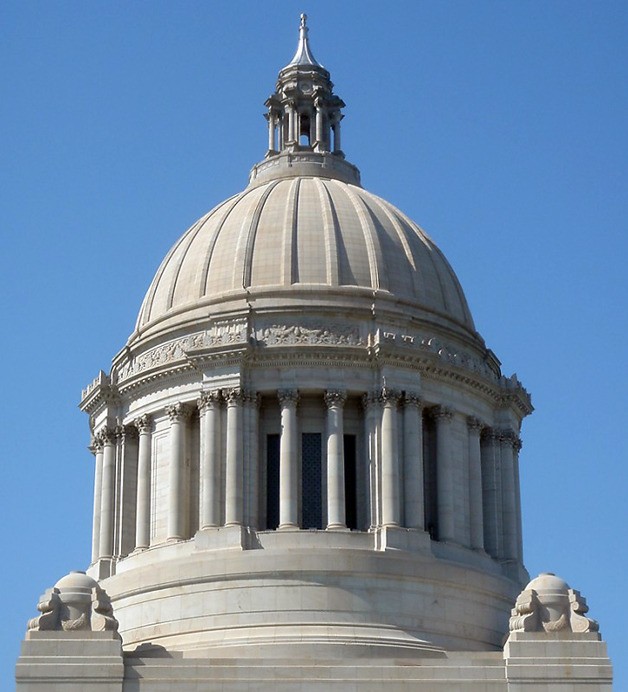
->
<box><xmin>17</xmin><ymin>16</ymin><xmax>612</xmax><ymax>691</ymax></box>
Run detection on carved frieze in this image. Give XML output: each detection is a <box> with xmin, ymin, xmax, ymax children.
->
<box><xmin>257</xmin><ymin>323</ymin><xmax>363</xmax><ymax>347</ymax></box>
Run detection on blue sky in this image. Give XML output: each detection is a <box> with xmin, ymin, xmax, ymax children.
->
<box><xmin>2</xmin><ymin>1</ymin><xmax>626</xmax><ymax>687</ymax></box>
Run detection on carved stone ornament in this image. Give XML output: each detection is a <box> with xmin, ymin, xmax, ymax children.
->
<box><xmin>362</xmin><ymin>391</ymin><xmax>382</xmax><ymax>410</ymax></box>
<box><xmin>97</xmin><ymin>427</ymin><xmax>116</xmax><ymax>446</ymax></box>
<box><xmin>258</xmin><ymin>323</ymin><xmax>363</xmax><ymax>347</ymax></box>
<box><xmin>380</xmin><ymin>387</ymin><xmax>401</xmax><ymax>405</ymax></box>
<box><xmin>508</xmin><ymin>573</ymin><xmax>599</xmax><ymax>634</ymax></box>
<box><xmin>278</xmin><ymin>389</ymin><xmax>299</xmax><ymax>406</ymax></box>
<box><xmin>27</xmin><ymin>571</ymin><xmax>120</xmax><ymax>637</ymax></box>
<box><xmin>134</xmin><ymin>413</ymin><xmax>153</xmax><ymax>434</ymax></box>
<box><xmin>403</xmin><ymin>393</ymin><xmax>423</xmax><ymax>409</ymax></box>
<box><xmin>466</xmin><ymin>416</ymin><xmax>484</xmax><ymax>433</ymax></box>
<box><xmin>197</xmin><ymin>390</ymin><xmax>222</xmax><ymax>413</ymax></box>
<box><xmin>324</xmin><ymin>390</ymin><xmax>347</xmax><ymax>408</ymax></box>
<box><xmin>166</xmin><ymin>402</ymin><xmax>190</xmax><ymax>423</ymax></box>
<box><xmin>223</xmin><ymin>387</ymin><xmax>245</xmax><ymax>405</ymax></box>
<box><xmin>432</xmin><ymin>405</ymin><xmax>454</xmax><ymax>422</ymax></box>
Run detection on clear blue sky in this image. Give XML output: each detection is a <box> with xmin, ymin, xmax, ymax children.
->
<box><xmin>2</xmin><ymin>1</ymin><xmax>626</xmax><ymax>688</ymax></box>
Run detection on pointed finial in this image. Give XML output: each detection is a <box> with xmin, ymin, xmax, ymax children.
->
<box><xmin>287</xmin><ymin>13</ymin><xmax>323</xmax><ymax>68</ymax></box>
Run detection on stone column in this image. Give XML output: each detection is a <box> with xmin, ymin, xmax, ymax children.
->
<box><xmin>99</xmin><ymin>427</ymin><xmax>116</xmax><ymax>558</ymax></box>
<box><xmin>166</xmin><ymin>403</ymin><xmax>188</xmax><ymax>541</ymax></box>
<box><xmin>434</xmin><ymin>406</ymin><xmax>455</xmax><ymax>542</ymax></box>
<box><xmin>90</xmin><ymin>438</ymin><xmax>104</xmax><ymax>563</ymax></box>
<box><xmin>362</xmin><ymin>393</ymin><xmax>380</xmax><ymax>529</ymax></box>
<box><xmin>513</xmin><ymin>436</ymin><xmax>523</xmax><ymax>562</ymax></box>
<box><xmin>380</xmin><ymin>388</ymin><xmax>401</xmax><ymax>527</ymax></box>
<box><xmin>315</xmin><ymin>99</ymin><xmax>324</xmax><ymax>150</ymax></box>
<box><xmin>481</xmin><ymin>428</ymin><xmax>502</xmax><ymax>558</ymax></box>
<box><xmin>325</xmin><ymin>390</ymin><xmax>347</xmax><ymax>529</ymax></box>
<box><xmin>267</xmin><ymin>112</ymin><xmax>275</xmax><ymax>151</ymax></box>
<box><xmin>287</xmin><ymin>103</ymin><xmax>296</xmax><ymax>143</ymax></box>
<box><xmin>467</xmin><ymin>417</ymin><xmax>485</xmax><ymax>551</ymax></box>
<box><xmin>244</xmin><ymin>391</ymin><xmax>261</xmax><ymax>528</ymax></box>
<box><xmin>224</xmin><ymin>388</ymin><xmax>244</xmax><ymax>527</ymax></box>
<box><xmin>197</xmin><ymin>391</ymin><xmax>222</xmax><ymax>529</ymax></box>
<box><xmin>403</xmin><ymin>393</ymin><xmax>424</xmax><ymax>530</ymax></box>
<box><xmin>133</xmin><ymin>414</ymin><xmax>152</xmax><ymax>550</ymax></box>
<box><xmin>278</xmin><ymin>390</ymin><xmax>299</xmax><ymax>529</ymax></box>
<box><xmin>500</xmin><ymin>429</ymin><xmax>518</xmax><ymax>562</ymax></box>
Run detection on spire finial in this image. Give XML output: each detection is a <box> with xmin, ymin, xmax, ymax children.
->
<box><xmin>287</xmin><ymin>13</ymin><xmax>322</xmax><ymax>68</ymax></box>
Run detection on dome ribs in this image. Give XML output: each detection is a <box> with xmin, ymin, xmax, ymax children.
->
<box><xmin>315</xmin><ymin>178</ymin><xmax>340</xmax><ymax>286</ymax></box>
<box><xmin>343</xmin><ymin>184</ymin><xmax>384</xmax><ymax>291</ymax></box>
<box><xmin>238</xmin><ymin>180</ymin><xmax>280</xmax><ymax>290</ymax></box>
<box><xmin>281</xmin><ymin>178</ymin><xmax>301</xmax><ymax>285</ymax></box>
<box><xmin>371</xmin><ymin>194</ymin><xmax>426</xmax><ymax>303</ymax></box>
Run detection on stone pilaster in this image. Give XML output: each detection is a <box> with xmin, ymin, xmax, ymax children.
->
<box><xmin>500</xmin><ymin>429</ymin><xmax>519</xmax><ymax>563</ymax></box>
<box><xmin>243</xmin><ymin>391</ymin><xmax>261</xmax><ymax>528</ymax></box>
<box><xmin>362</xmin><ymin>392</ymin><xmax>380</xmax><ymax>529</ymax></box>
<box><xmin>98</xmin><ymin>427</ymin><xmax>116</xmax><ymax>559</ymax></box>
<box><xmin>481</xmin><ymin>427</ymin><xmax>502</xmax><ymax>559</ymax></box>
<box><xmin>90</xmin><ymin>437</ymin><xmax>104</xmax><ymax>563</ymax></box>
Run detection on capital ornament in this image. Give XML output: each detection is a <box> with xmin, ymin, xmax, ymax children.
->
<box><xmin>380</xmin><ymin>387</ymin><xmax>401</xmax><ymax>405</ymax></box>
<box><xmin>197</xmin><ymin>390</ymin><xmax>222</xmax><ymax>413</ymax></box>
<box><xmin>432</xmin><ymin>405</ymin><xmax>454</xmax><ymax>422</ymax></box>
<box><xmin>466</xmin><ymin>416</ymin><xmax>484</xmax><ymax>433</ymax></box>
<box><xmin>324</xmin><ymin>390</ymin><xmax>347</xmax><ymax>408</ymax></box>
<box><xmin>134</xmin><ymin>413</ymin><xmax>153</xmax><ymax>434</ymax></box>
<box><xmin>223</xmin><ymin>388</ymin><xmax>245</xmax><ymax>405</ymax></box>
<box><xmin>278</xmin><ymin>389</ymin><xmax>299</xmax><ymax>406</ymax></box>
<box><xmin>166</xmin><ymin>402</ymin><xmax>190</xmax><ymax>423</ymax></box>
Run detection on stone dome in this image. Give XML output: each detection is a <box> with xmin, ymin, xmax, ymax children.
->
<box><xmin>135</xmin><ymin>175</ymin><xmax>475</xmax><ymax>339</ymax></box>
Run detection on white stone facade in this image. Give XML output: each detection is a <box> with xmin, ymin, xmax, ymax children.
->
<box><xmin>17</xmin><ymin>15</ymin><xmax>612</xmax><ymax>691</ymax></box>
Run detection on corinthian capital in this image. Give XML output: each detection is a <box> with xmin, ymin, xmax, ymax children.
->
<box><xmin>165</xmin><ymin>403</ymin><xmax>190</xmax><ymax>423</ymax></box>
<box><xmin>324</xmin><ymin>390</ymin><xmax>347</xmax><ymax>408</ymax></box>
<box><xmin>466</xmin><ymin>416</ymin><xmax>484</xmax><ymax>433</ymax></box>
<box><xmin>278</xmin><ymin>389</ymin><xmax>299</xmax><ymax>406</ymax></box>
<box><xmin>223</xmin><ymin>388</ymin><xmax>244</xmax><ymax>406</ymax></box>
<box><xmin>403</xmin><ymin>392</ymin><xmax>423</xmax><ymax>409</ymax></box>
<box><xmin>97</xmin><ymin>427</ymin><xmax>116</xmax><ymax>446</ymax></box>
<box><xmin>432</xmin><ymin>405</ymin><xmax>453</xmax><ymax>422</ymax></box>
<box><xmin>380</xmin><ymin>387</ymin><xmax>401</xmax><ymax>405</ymax></box>
<box><xmin>134</xmin><ymin>414</ymin><xmax>152</xmax><ymax>434</ymax></box>
<box><xmin>197</xmin><ymin>390</ymin><xmax>221</xmax><ymax>413</ymax></box>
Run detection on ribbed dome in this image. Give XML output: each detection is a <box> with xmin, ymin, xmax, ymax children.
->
<box><xmin>136</xmin><ymin>176</ymin><xmax>474</xmax><ymax>334</ymax></box>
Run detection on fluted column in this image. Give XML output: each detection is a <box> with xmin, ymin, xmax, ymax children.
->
<box><xmin>434</xmin><ymin>406</ymin><xmax>455</xmax><ymax>542</ymax></box>
<box><xmin>467</xmin><ymin>417</ymin><xmax>485</xmax><ymax>551</ymax></box>
<box><xmin>403</xmin><ymin>393</ymin><xmax>424</xmax><ymax>530</ymax></box>
<box><xmin>224</xmin><ymin>388</ymin><xmax>244</xmax><ymax>526</ymax></box>
<box><xmin>325</xmin><ymin>390</ymin><xmax>347</xmax><ymax>529</ymax></box>
<box><xmin>244</xmin><ymin>391</ymin><xmax>261</xmax><ymax>528</ymax></box>
<box><xmin>500</xmin><ymin>429</ymin><xmax>518</xmax><ymax>562</ymax></box>
<box><xmin>362</xmin><ymin>393</ymin><xmax>380</xmax><ymax>529</ymax></box>
<box><xmin>133</xmin><ymin>414</ymin><xmax>152</xmax><ymax>550</ymax></box>
<box><xmin>267</xmin><ymin>112</ymin><xmax>275</xmax><ymax>151</ymax></box>
<box><xmin>166</xmin><ymin>403</ymin><xmax>189</xmax><ymax>541</ymax></box>
<box><xmin>98</xmin><ymin>427</ymin><xmax>116</xmax><ymax>558</ymax></box>
<box><xmin>197</xmin><ymin>391</ymin><xmax>222</xmax><ymax>529</ymax></box>
<box><xmin>91</xmin><ymin>437</ymin><xmax>104</xmax><ymax>563</ymax></box>
<box><xmin>278</xmin><ymin>390</ymin><xmax>299</xmax><ymax>529</ymax></box>
<box><xmin>380</xmin><ymin>388</ymin><xmax>401</xmax><ymax>527</ymax></box>
<box><xmin>481</xmin><ymin>428</ymin><xmax>502</xmax><ymax>558</ymax></box>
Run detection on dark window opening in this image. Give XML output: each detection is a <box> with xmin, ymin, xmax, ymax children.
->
<box><xmin>423</xmin><ymin>412</ymin><xmax>438</xmax><ymax>540</ymax></box>
<box><xmin>266</xmin><ymin>434</ymin><xmax>280</xmax><ymax>530</ymax></box>
<box><xmin>302</xmin><ymin>433</ymin><xmax>322</xmax><ymax>528</ymax></box>
<box><xmin>344</xmin><ymin>434</ymin><xmax>357</xmax><ymax>530</ymax></box>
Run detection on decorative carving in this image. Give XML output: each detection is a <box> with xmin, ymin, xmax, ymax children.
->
<box><xmin>432</xmin><ymin>405</ymin><xmax>453</xmax><ymax>422</ymax></box>
<box><xmin>380</xmin><ymin>387</ymin><xmax>401</xmax><ymax>405</ymax></box>
<box><xmin>258</xmin><ymin>323</ymin><xmax>363</xmax><ymax>347</ymax></box>
<box><xmin>165</xmin><ymin>402</ymin><xmax>190</xmax><ymax>423</ymax></box>
<box><xmin>508</xmin><ymin>573</ymin><xmax>599</xmax><ymax>634</ymax></box>
<box><xmin>278</xmin><ymin>389</ymin><xmax>299</xmax><ymax>406</ymax></box>
<box><xmin>134</xmin><ymin>413</ymin><xmax>153</xmax><ymax>434</ymax></box>
<box><xmin>223</xmin><ymin>388</ymin><xmax>244</xmax><ymax>405</ymax></box>
<box><xmin>115</xmin><ymin>424</ymin><xmax>138</xmax><ymax>443</ymax></box>
<box><xmin>27</xmin><ymin>572</ymin><xmax>119</xmax><ymax>637</ymax></box>
<box><xmin>242</xmin><ymin>390</ymin><xmax>261</xmax><ymax>407</ymax></box>
<box><xmin>91</xmin><ymin>436</ymin><xmax>104</xmax><ymax>453</ymax></box>
<box><xmin>97</xmin><ymin>427</ymin><xmax>116</xmax><ymax>446</ymax></box>
<box><xmin>481</xmin><ymin>427</ymin><xmax>498</xmax><ymax>442</ymax></box>
<box><xmin>197</xmin><ymin>390</ymin><xmax>222</xmax><ymax>413</ymax></box>
<box><xmin>499</xmin><ymin>429</ymin><xmax>518</xmax><ymax>447</ymax></box>
<box><xmin>324</xmin><ymin>390</ymin><xmax>347</xmax><ymax>408</ymax></box>
<box><xmin>403</xmin><ymin>392</ymin><xmax>422</xmax><ymax>409</ymax></box>
<box><xmin>466</xmin><ymin>416</ymin><xmax>484</xmax><ymax>432</ymax></box>
<box><xmin>361</xmin><ymin>392</ymin><xmax>381</xmax><ymax>410</ymax></box>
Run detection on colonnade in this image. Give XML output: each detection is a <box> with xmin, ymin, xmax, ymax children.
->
<box><xmin>90</xmin><ymin>387</ymin><xmax>522</xmax><ymax>567</ymax></box>
<box><xmin>266</xmin><ymin>103</ymin><xmax>342</xmax><ymax>154</ymax></box>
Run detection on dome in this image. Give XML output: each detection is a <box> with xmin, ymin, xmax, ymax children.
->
<box><xmin>136</xmin><ymin>175</ymin><xmax>475</xmax><ymax>337</ymax></box>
